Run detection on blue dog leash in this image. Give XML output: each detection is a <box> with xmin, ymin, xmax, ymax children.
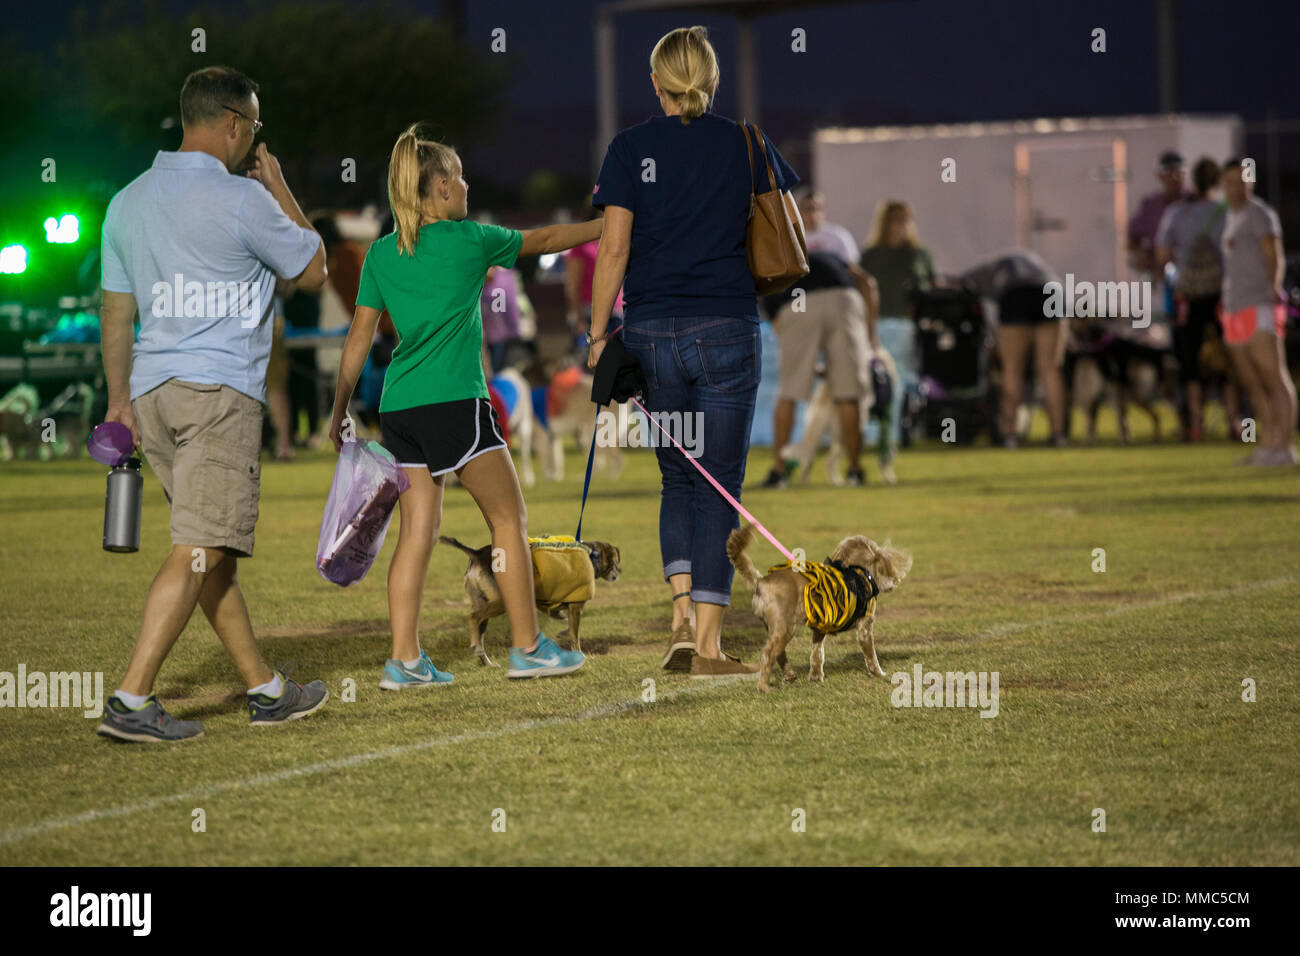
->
<box><xmin>574</xmin><ymin>323</ymin><xmax>622</xmax><ymax>542</ymax></box>
<box><xmin>574</xmin><ymin>408</ymin><xmax>599</xmax><ymax>542</ymax></box>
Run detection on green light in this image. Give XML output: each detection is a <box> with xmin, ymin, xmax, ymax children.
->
<box><xmin>43</xmin><ymin>214</ymin><xmax>80</xmax><ymax>244</ymax></box>
<box><xmin>0</xmin><ymin>245</ymin><xmax>27</xmax><ymax>274</ymax></box>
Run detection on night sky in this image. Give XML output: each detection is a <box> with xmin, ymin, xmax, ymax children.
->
<box><xmin>9</xmin><ymin>0</ymin><xmax>1300</xmax><ymax>196</ymax></box>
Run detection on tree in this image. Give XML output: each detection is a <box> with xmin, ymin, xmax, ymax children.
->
<box><xmin>62</xmin><ymin>0</ymin><xmax>513</xmax><ymax>203</ymax></box>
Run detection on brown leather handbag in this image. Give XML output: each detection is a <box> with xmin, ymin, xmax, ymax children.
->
<box><xmin>741</xmin><ymin>122</ymin><xmax>808</xmax><ymax>295</ymax></box>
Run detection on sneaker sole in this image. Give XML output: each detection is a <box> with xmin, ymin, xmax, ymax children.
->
<box><xmin>506</xmin><ymin>660</ymin><xmax>586</xmax><ymax>679</ymax></box>
<box><xmin>250</xmin><ymin>689</ymin><xmax>330</xmax><ymax>727</ymax></box>
<box><xmin>378</xmin><ymin>678</ymin><xmax>455</xmax><ymax>691</ymax></box>
<box><xmin>661</xmin><ymin>642</ymin><xmax>695</xmax><ymax>671</ymax></box>
<box><xmin>96</xmin><ymin>723</ymin><xmax>204</xmax><ymax>743</ymax></box>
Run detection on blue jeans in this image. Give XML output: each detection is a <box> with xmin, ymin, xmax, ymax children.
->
<box><xmin>877</xmin><ymin>316</ymin><xmax>919</xmax><ymax>444</ymax></box>
<box><xmin>622</xmin><ymin>316</ymin><xmax>761</xmax><ymax>606</ymax></box>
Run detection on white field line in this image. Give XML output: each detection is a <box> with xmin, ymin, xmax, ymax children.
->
<box><xmin>0</xmin><ymin>676</ymin><xmax>751</xmax><ymax>848</ymax></box>
<box><xmin>3</xmin><ymin>574</ymin><xmax>1296</xmax><ymax>849</ymax></box>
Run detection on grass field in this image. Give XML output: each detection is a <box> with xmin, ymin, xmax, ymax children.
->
<box><xmin>1</xmin><ymin>416</ymin><xmax>1298</xmax><ymax>865</ymax></box>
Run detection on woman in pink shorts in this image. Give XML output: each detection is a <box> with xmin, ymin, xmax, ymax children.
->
<box><xmin>1218</xmin><ymin>159</ymin><xmax>1296</xmax><ymax>465</ymax></box>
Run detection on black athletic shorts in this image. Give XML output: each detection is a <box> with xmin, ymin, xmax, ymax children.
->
<box><xmin>379</xmin><ymin>397</ymin><xmax>506</xmax><ymax>477</ymax></box>
<box><xmin>998</xmin><ymin>284</ymin><xmax>1055</xmax><ymax>325</ymax></box>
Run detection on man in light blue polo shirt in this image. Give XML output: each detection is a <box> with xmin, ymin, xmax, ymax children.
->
<box><xmin>96</xmin><ymin>66</ymin><xmax>331</xmax><ymax>743</ymax></box>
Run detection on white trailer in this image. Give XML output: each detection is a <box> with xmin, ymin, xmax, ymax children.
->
<box><xmin>813</xmin><ymin>114</ymin><xmax>1243</xmax><ymax>283</ymax></box>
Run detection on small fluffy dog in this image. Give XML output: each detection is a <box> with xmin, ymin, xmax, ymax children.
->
<box><xmin>727</xmin><ymin>523</ymin><xmax>911</xmax><ymax>692</ymax></box>
<box><xmin>440</xmin><ymin>535</ymin><xmax>621</xmax><ymax>666</ymax></box>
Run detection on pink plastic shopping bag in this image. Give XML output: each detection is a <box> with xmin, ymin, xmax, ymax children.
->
<box><xmin>316</xmin><ymin>439</ymin><xmax>409</xmax><ymax>586</ymax></box>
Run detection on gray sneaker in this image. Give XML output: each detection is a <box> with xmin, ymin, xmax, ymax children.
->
<box><xmin>248</xmin><ymin>673</ymin><xmax>329</xmax><ymax>726</ymax></box>
<box><xmin>97</xmin><ymin>695</ymin><xmax>205</xmax><ymax>743</ymax></box>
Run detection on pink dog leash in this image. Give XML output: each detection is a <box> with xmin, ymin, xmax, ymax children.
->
<box><xmin>627</xmin><ymin>394</ymin><xmax>796</xmax><ymax>563</ymax></box>
<box><xmin>590</xmin><ymin>321</ymin><xmax>797</xmax><ymax>563</ymax></box>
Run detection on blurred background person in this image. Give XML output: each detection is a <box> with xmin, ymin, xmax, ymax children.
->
<box><xmin>276</xmin><ymin>212</ymin><xmax>344</xmax><ymax>450</ymax></box>
<box><xmin>565</xmin><ymin>216</ymin><xmax>623</xmax><ymax>355</ymax></box>
<box><xmin>759</xmin><ymin>250</ymin><xmax>878</xmax><ymax>487</ymax></box>
<box><xmin>1129</xmin><ymin>150</ymin><xmax>1191</xmax><ymax>322</ymax></box>
<box><xmin>265</xmin><ymin>285</ymin><xmax>294</xmax><ymax>460</ymax></box>
<box><xmin>1156</xmin><ymin>157</ymin><xmax>1227</xmax><ymax>441</ymax></box>
<box><xmin>481</xmin><ymin>263</ymin><xmax>523</xmax><ymax>372</ymax></box>
<box><xmin>963</xmin><ymin>249</ymin><xmax>1066</xmax><ymax>447</ymax></box>
<box><xmin>796</xmin><ymin>186</ymin><xmax>858</xmax><ymax>264</ymax></box>
<box><xmin>1218</xmin><ymin>158</ymin><xmax>1296</xmax><ymax>465</ymax></box>
<box><xmin>313</xmin><ymin>208</ymin><xmax>379</xmax><ymax>436</ymax></box>
<box><xmin>859</xmin><ymin>199</ymin><xmax>937</xmax><ymax>446</ymax></box>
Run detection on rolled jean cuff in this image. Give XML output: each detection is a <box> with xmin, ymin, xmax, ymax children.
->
<box><xmin>663</xmin><ymin>559</ymin><xmax>692</xmax><ymax>580</ymax></box>
<box><xmin>691</xmin><ymin>587</ymin><xmax>731</xmax><ymax>607</ymax></box>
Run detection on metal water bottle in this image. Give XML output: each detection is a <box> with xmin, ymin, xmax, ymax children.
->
<box><xmin>103</xmin><ymin>457</ymin><xmax>143</xmax><ymax>553</ymax></box>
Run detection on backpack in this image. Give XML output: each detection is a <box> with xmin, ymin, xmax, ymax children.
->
<box><xmin>1177</xmin><ymin>203</ymin><xmax>1226</xmax><ymax>299</ymax></box>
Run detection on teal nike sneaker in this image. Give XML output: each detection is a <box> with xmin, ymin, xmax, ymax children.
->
<box><xmin>506</xmin><ymin>633</ymin><xmax>586</xmax><ymax>679</ymax></box>
<box><xmin>379</xmin><ymin>649</ymin><xmax>455</xmax><ymax>691</ymax></box>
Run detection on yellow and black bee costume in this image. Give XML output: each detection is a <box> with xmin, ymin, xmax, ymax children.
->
<box><xmin>765</xmin><ymin>558</ymin><xmax>879</xmax><ymax>635</ymax></box>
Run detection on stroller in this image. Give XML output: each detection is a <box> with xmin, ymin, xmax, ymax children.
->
<box><xmin>907</xmin><ymin>285</ymin><xmax>994</xmax><ymax>444</ymax></box>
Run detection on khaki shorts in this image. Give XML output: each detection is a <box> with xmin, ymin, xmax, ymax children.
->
<box><xmin>132</xmin><ymin>379</ymin><xmax>264</xmax><ymax>557</ymax></box>
<box><xmin>774</xmin><ymin>286</ymin><xmax>868</xmax><ymax>401</ymax></box>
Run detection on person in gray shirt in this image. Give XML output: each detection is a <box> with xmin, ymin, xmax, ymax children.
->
<box><xmin>97</xmin><ymin>67</ymin><xmax>331</xmax><ymax>742</ymax></box>
<box><xmin>1156</xmin><ymin>157</ymin><xmax>1227</xmax><ymax>441</ymax></box>
<box><xmin>1217</xmin><ymin>158</ymin><xmax>1295</xmax><ymax>465</ymax></box>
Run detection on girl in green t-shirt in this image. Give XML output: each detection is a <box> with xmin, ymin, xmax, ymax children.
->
<box><xmin>329</xmin><ymin>123</ymin><xmax>603</xmax><ymax>686</ymax></box>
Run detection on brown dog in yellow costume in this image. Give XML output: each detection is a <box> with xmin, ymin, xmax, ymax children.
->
<box><xmin>440</xmin><ymin>534</ymin><xmax>621</xmax><ymax>666</ymax></box>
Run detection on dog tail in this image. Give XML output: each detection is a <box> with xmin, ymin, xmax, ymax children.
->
<box><xmin>726</xmin><ymin>522</ymin><xmax>761</xmax><ymax>591</ymax></box>
<box><xmin>438</xmin><ymin>536</ymin><xmax>488</xmax><ymax>571</ymax></box>
<box><xmin>879</xmin><ymin>539</ymin><xmax>913</xmax><ymax>583</ymax></box>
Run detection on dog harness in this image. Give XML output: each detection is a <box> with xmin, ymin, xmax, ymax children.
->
<box><xmin>766</xmin><ymin>558</ymin><xmax>879</xmax><ymax>635</ymax></box>
<box><xmin>528</xmin><ymin>534</ymin><xmax>596</xmax><ymax>611</ymax></box>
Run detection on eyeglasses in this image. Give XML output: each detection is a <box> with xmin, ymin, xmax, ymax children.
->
<box><xmin>222</xmin><ymin>105</ymin><xmax>263</xmax><ymax>136</ymax></box>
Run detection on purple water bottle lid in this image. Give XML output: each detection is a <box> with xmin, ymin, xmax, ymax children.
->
<box><xmin>87</xmin><ymin>421</ymin><xmax>136</xmax><ymax>467</ymax></box>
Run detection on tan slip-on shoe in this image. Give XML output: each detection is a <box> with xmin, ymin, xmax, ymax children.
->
<box><xmin>689</xmin><ymin>652</ymin><xmax>760</xmax><ymax>679</ymax></box>
<box><xmin>662</xmin><ymin>621</ymin><xmax>696</xmax><ymax>671</ymax></box>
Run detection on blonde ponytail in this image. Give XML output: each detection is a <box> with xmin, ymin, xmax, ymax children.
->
<box><xmin>650</xmin><ymin>26</ymin><xmax>719</xmax><ymax>123</ymax></box>
<box><xmin>387</xmin><ymin>123</ymin><xmax>459</xmax><ymax>256</ymax></box>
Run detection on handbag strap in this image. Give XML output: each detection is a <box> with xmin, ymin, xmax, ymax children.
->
<box><xmin>740</xmin><ymin>122</ymin><xmax>780</xmax><ymax>211</ymax></box>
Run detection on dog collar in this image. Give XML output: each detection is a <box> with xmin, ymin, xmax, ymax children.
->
<box><xmin>824</xmin><ymin>558</ymin><xmax>877</xmax><ymax>631</ymax></box>
<box><xmin>852</xmin><ymin>564</ymin><xmax>880</xmax><ymax>603</ymax></box>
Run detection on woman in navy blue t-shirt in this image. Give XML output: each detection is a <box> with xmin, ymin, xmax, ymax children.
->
<box><xmin>586</xmin><ymin>25</ymin><xmax>799</xmax><ymax>678</ymax></box>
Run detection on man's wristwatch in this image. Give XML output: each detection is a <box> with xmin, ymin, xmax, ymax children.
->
<box><xmin>584</xmin><ymin>330</ymin><xmax>606</xmax><ymax>347</ymax></box>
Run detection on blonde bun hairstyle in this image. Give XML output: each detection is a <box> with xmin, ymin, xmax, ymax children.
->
<box><xmin>387</xmin><ymin>122</ymin><xmax>459</xmax><ymax>256</ymax></box>
<box><xmin>650</xmin><ymin>26</ymin><xmax>719</xmax><ymax>122</ymax></box>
